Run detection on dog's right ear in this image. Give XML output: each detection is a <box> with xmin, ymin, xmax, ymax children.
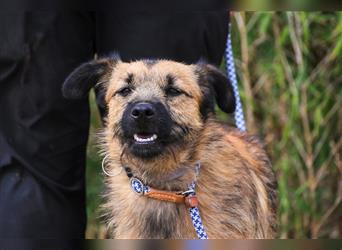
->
<box><xmin>62</xmin><ymin>57</ymin><xmax>118</xmax><ymax>99</ymax></box>
<box><xmin>195</xmin><ymin>61</ymin><xmax>236</xmax><ymax>117</ymax></box>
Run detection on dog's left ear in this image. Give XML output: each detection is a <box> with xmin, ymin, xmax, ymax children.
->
<box><xmin>62</xmin><ymin>57</ymin><xmax>118</xmax><ymax>99</ymax></box>
<box><xmin>195</xmin><ymin>62</ymin><xmax>236</xmax><ymax>115</ymax></box>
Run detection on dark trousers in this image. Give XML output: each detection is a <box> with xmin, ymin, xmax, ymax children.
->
<box><xmin>0</xmin><ymin>161</ymin><xmax>86</xmax><ymax>238</ymax></box>
<box><xmin>0</xmin><ymin>11</ymin><xmax>228</xmax><ymax>239</ymax></box>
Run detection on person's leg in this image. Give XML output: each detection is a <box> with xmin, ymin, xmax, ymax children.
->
<box><xmin>96</xmin><ymin>11</ymin><xmax>228</xmax><ymax>65</ymax></box>
<box><xmin>0</xmin><ymin>12</ymin><xmax>95</xmax><ymax>238</ymax></box>
<box><xmin>0</xmin><ymin>161</ymin><xmax>85</xmax><ymax>238</ymax></box>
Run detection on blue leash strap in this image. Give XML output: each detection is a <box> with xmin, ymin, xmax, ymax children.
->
<box><xmin>225</xmin><ymin>23</ymin><xmax>247</xmax><ymax>132</ymax></box>
<box><xmin>188</xmin><ymin>181</ymin><xmax>208</xmax><ymax>239</ymax></box>
<box><xmin>187</xmin><ymin>163</ymin><xmax>208</xmax><ymax>239</ymax></box>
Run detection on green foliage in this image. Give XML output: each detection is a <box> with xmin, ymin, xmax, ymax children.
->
<box><xmin>229</xmin><ymin>12</ymin><xmax>342</xmax><ymax>238</ymax></box>
<box><xmin>85</xmin><ymin>90</ymin><xmax>106</xmax><ymax>238</ymax></box>
<box><xmin>85</xmin><ymin>12</ymin><xmax>342</xmax><ymax>238</ymax></box>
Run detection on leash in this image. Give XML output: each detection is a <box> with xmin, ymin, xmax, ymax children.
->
<box><xmin>187</xmin><ymin>164</ymin><xmax>208</xmax><ymax>239</ymax></box>
<box><xmin>226</xmin><ymin>23</ymin><xmax>247</xmax><ymax>132</ymax></box>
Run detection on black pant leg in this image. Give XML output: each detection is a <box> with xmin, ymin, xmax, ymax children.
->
<box><xmin>0</xmin><ymin>12</ymin><xmax>95</xmax><ymax>238</ymax></box>
<box><xmin>0</xmin><ymin>162</ymin><xmax>86</xmax><ymax>238</ymax></box>
<box><xmin>96</xmin><ymin>11</ymin><xmax>229</xmax><ymax>65</ymax></box>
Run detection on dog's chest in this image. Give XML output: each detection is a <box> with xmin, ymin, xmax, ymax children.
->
<box><xmin>138</xmin><ymin>201</ymin><xmax>189</xmax><ymax>238</ymax></box>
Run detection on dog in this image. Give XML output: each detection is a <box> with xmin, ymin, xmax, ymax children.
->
<box><xmin>62</xmin><ymin>55</ymin><xmax>277</xmax><ymax>239</ymax></box>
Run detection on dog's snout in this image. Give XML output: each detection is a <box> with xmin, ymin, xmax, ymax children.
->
<box><xmin>131</xmin><ymin>102</ymin><xmax>155</xmax><ymax>120</ymax></box>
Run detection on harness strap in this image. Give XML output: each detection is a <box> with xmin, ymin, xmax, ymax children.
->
<box><xmin>226</xmin><ymin>22</ymin><xmax>247</xmax><ymax>132</ymax></box>
<box><xmin>188</xmin><ymin>181</ymin><xmax>208</xmax><ymax>239</ymax></box>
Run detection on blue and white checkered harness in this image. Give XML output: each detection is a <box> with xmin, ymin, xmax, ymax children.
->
<box><xmin>226</xmin><ymin>23</ymin><xmax>247</xmax><ymax>132</ymax></box>
<box><xmin>184</xmin><ymin>163</ymin><xmax>208</xmax><ymax>239</ymax></box>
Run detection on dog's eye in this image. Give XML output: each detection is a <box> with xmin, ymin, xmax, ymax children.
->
<box><xmin>117</xmin><ymin>87</ymin><xmax>132</xmax><ymax>97</ymax></box>
<box><xmin>165</xmin><ymin>87</ymin><xmax>183</xmax><ymax>97</ymax></box>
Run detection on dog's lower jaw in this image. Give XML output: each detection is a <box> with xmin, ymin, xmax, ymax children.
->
<box><xmin>129</xmin><ymin>142</ymin><xmax>165</xmax><ymax>159</ymax></box>
<box><xmin>119</xmin><ymin>141</ymin><xmax>200</xmax><ymax>190</ymax></box>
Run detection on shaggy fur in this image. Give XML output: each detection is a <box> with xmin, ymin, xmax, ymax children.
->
<box><xmin>63</xmin><ymin>57</ymin><xmax>277</xmax><ymax>239</ymax></box>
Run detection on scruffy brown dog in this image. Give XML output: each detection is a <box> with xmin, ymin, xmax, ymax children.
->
<box><xmin>63</xmin><ymin>55</ymin><xmax>277</xmax><ymax>239</ymax></box>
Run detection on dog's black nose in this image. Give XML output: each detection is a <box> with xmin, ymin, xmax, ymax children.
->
<box><xmin>131</xmin><ymin>102</ymin><xmax>155</xmax><ymax>120</ymax></box>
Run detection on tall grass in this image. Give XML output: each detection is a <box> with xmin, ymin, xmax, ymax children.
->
<box><xmin>85</xmin><ymin>12</ymin><xmax>342</xmax><ymax>238</ymax></box>
<box><xmin>229</xmin><ymin>12</ymin><xmax>342</xmax><ymax>238</ymax></box>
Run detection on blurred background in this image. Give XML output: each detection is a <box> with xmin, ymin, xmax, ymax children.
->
<box><xmin>85</xmin><ymin>12</ymin><xmax>342</xmax><ymax>239</ymax></box>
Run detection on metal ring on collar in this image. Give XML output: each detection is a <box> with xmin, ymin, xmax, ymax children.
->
<box><xmin>102</xmin><ymin>155</ymin><xmax>123</xmax><ymax>177</ymax></box>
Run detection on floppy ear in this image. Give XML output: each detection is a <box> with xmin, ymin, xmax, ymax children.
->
<box><xmin>62</xmin><ymin>57</ymin><xmax>118</xmax><ymax>99</ymax></box>
<box><xmin>196</xmin><ymin>62</ymin><xmax>236</xmax><ymax>116</ymax></box>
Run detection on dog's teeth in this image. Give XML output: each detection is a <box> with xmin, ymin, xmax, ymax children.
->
<box><xmin>134</xmin><ymin>134</ymin><xmax>158</xmax><ymax>142</ymax></box>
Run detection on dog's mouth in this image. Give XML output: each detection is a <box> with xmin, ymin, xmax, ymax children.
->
<box><xmin>133</xmin><ymin>133</ymin><xmax>158</xmax><ymax>144</ymax></box>
<box><xmin>125</xmin><ymin>131</ymin><xmax>163</xmax><ymax>159</ymax></box>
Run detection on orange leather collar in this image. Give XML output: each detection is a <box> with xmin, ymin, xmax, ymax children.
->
<box><xmin>144</xmin><ymin>187</ymin><xmax>198</xmax><ymax>208</ymax></box>
<box><xmin>128</xmin><ymin>173</ymin><xmax>199</xmax><ymax>208</ymax></box>
<box><xmin>145</xmin><ymin>188</ymin><xmax>185</xmax><ymax>204</ymax></box>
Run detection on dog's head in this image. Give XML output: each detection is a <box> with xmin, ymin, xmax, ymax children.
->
<box><xmin>63</xmin><ymin>56</ymin><xmax>235</xmax><ymax>160</ymax></box>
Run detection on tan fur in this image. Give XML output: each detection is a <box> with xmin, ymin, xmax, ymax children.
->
<box><xmin>99</xmin><ymin>60</ymin><xmax>277</xmax><ymax>239</ymax></box>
